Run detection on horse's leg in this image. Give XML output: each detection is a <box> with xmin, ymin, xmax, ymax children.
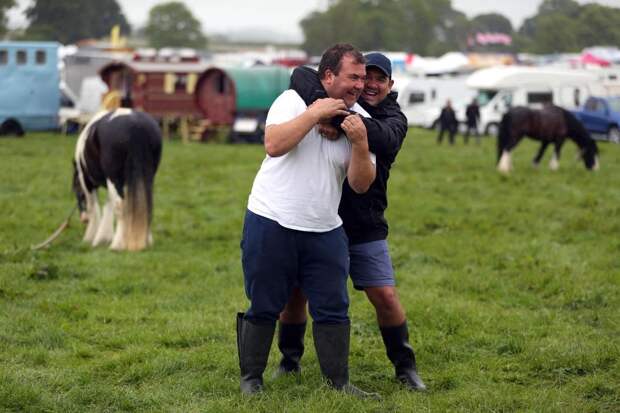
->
<box><xmin>109</xmin><ymin>181</ymin><xmax>126</xmax><ymax>251</ymax></box>
<box><xmin>532</xmin><ymin>141</ymin><xmax>549</xmax><ymax>167</ymax></box>
<box><xmin>83</xmin><ymin>190</ymin><xmax>101</xmax><ymax>243</ymax></box>
<box><xmin>497</xmin><ymin>135</ymin><xmax>521</xmax><ymax>173</ymax></box>
<box><xmin>549</xmin><ymin>141</ymin><xmax>563</xmax><ymax>171</ymax></box>
<box><xmin>92</xmin><ymin>180</ymin><xmax>117</xmax><ymax>246</ymax></box>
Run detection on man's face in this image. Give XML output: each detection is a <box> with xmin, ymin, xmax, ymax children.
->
<box><xmin>322</xmin><ymin>54</ymin><xmax>366</xmax><ymax>108</ymax></box>
<box><xmin>362</xmin><ymin>67</ymin><xmax>394</xmax><ymax>107</ymax></box>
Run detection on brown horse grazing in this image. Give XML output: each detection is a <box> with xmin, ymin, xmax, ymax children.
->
<box><xmin>497</xmin><ymin>105</ymin><xmax>599</xmax><ymax>173</ymax></box>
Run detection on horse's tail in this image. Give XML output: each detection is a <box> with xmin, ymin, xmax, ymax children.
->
<box><xmin>123</xmin><ymin>114</ymin><xmax>162</xmax><ymax>251</ymax></box>
<box><xmin>497</xmin><ymin>110</ymin><xmax>512</xmax><ymax>163</ymax></box>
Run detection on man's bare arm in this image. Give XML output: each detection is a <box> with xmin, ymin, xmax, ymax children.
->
<box><xmin>341</xmin><ymin>114</ymin><xmax>376</xmax><ymax>193</ymax></box>
<box><xmin>264</xmin><ymin>98</ymin><xmax>349</xmax><ymax>157</ymax></box>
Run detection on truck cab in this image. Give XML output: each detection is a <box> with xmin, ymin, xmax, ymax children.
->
<box><xmin>573</xmin><ymin>96</ymin><xmax>620</xmax><ymax>143</ymax></box>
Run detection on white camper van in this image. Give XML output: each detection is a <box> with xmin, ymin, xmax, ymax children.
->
<box><xmin>393</xmin><ymin>75</ymin><xmax>475</xmax><ymax>128</ymax></box>
<box><xmin>466</xmin><ymin>66</ymin><xmax>605</xmax><ymax>136</ymax></box>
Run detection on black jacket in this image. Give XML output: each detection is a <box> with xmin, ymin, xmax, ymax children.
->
<box><xmin>289</xmin><ymin>66</ymin><xmax>408</xmax><ymax>244</ymax></box>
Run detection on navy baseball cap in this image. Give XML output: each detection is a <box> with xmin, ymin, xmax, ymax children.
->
<box><xmin>365</xmin><ymin>52</ymin><xmax>392</xmax><ymax>78</ymax></box>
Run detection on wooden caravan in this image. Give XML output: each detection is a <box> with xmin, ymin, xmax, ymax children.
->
<box><xmin>195</xmin><ymin>66</ymin><xmax>290</xmax><ymax>142</ymax></box>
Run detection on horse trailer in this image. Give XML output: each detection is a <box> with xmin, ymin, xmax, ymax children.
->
<box><xmin>465</xmin><ymin>66</ymin><xmax>610</xmax><ymax>136</ymax></box>
<box><xmin>0</xmin><ymin>41</ymin><xmax>60</xmax><ymax>135</ymax></box>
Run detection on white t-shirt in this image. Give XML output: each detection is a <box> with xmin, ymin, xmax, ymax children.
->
<box><xmin>247</xmin><ymin>89</ymin><xmax>375</xmax><ymax>232</ymax></box>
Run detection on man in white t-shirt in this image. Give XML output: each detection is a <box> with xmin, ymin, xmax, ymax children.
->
<box><xmin>237</xmin><ymin>44</ymin><xmax>377</xmax><ymax>397</ymax></box>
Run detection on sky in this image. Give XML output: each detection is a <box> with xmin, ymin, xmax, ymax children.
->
<box><xmin>7</xmin><ymin>0</ymin><xmax>620</xmax><ymax>42</ymax></box>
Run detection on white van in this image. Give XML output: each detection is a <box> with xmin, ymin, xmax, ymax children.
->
<box><xmin>466</xmin><ymin>66</ymin><xmax>606</xmax><ymax>136</ymax></box>
<box><xmin>392</xmin><ymin>75</ymin><xmax>475</xmax><ymax>128</ymax></box>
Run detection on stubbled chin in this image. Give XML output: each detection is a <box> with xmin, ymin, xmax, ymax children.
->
<box><xmin>362</xmin><ymin>94</ymin><xmax>377</xmax><ymax>104</ymax></box>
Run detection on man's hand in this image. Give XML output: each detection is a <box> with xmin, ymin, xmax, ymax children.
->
<box><xmin>340</xmin><ymin>114</ymin><xmax>368</xmax><ymax>146</ymax></box>
<box><xmin>318</xmin><ymin>122</ymin><xmax>340</xmax><ymax>140</ymax></box>
<box><xmin>307</xmin><ymin>98</ymin><xmax>350</xmax><ymax>122</ymax></box>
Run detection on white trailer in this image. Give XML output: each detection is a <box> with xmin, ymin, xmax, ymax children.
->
<box><xmin>465</xmin><ymin>66</ymin><xmax>607</xmax><ymax>136</ymax></box>
<box><xmin>392</xmin><ymin>74</ymin><xmax>475</xmax><ymax>128</ymax></box>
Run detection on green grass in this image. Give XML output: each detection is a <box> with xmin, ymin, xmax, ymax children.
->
<box><xmin>1</xmin><ymin>130</ymin><xmax>619</xmax><ymax>412</ymax></box>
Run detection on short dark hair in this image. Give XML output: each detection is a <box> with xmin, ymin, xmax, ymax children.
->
<box><xmin>318</xmin><ymin>43</ymin><xmax>365</xmax><ymax>79</ymax></box>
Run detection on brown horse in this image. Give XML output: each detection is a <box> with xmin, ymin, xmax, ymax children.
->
<box><xmin>497</xmin><ymin>105</ymin><xmax>599</xmax><ymax>173</ymax></box>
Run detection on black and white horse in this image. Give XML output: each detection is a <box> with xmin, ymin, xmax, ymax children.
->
<box><xmin>73</xmin><ymin>109</ymin><xmax>162</xmax><ymax>251</ymax></box>
<box><xmin>497</xmin><ymin>105</ymin><xmax>599</xmax><ymax>173</ymax></box>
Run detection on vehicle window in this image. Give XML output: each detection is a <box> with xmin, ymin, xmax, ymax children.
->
<box><xmin>527</xmin><ymin>92</ymin><xmax>552</xmax><ymax>105</ymax></box>
<box><xmin>585</xmin><ymin>98</ymin><xmax>597</xmax><ymax>111</ymax></box>
<box><xmin>476</xmin><ymin>90</ymin><xmax>497</xmax><ymax>106</ymax></box>
<box><xmin>430</xmin><ymin>89</ymin><xmax>436</xmax><ymax>100</ymax></box>
<box><xmin>35</xmin><ymin>50</ymin><xmax>46</xmax><ymax>65</ymax></box>
<box><xmin>16</xmin><ymin>50</ymin><xmax>27</xmax><ymax>65</ymax></box>
<box><xmin>594</xmin><ymin>100</ymin><xmax>607</xmax><ymax>114</ymax></box>
<box><xmin>608</xmin><ymin>99</ymin><xmax>620</xmax><ymax>113</ymax></box>
<box><xmin>408</xmin><ymin>92</ymin><xmax>425</xmax><ymax>105</ymax></box>
<box><xmin>502</xmin><ymin>93</ymin><xmax>513</xmax><ymax>107</ymax></box>
<box><xmin>0</xmin><ymin>50</ymin><xmax>7</xmax><ymax>65</ymax></box>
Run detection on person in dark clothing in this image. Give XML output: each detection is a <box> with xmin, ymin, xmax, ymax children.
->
<box><xmin>437</xmin><ymin>99</ymin><xmax>458</xmax><ymax>145</ymax></box>
<box><xmin>464</xmin><ymin>98</ymin><xmax>480</xmax><ymax>144</ymax></box>
<box><xmin>276</xmin><ymin>53</ymin><xmax>426</xmax><ymax>392</ymax></box>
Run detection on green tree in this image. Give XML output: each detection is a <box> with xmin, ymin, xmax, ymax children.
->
<box><xmin>0</xmin><ymin>0</ymin><xmax>16</xmax><ymax>38</ymax></box>
<box><xmin>529</xmin><ymin>13</ymin><xmax>579</xmax><ymax>53</ymax></box>
<box><xmin>575</xmin><ymin>4</ymin><xmax>620</xmax><ymax>50</ymax></box>
<box><xmin>24</xmin><ymin>0</ymin><xmax>130</xmax><ymax>44</ymax></box>
<box><xmin>144</xmin><ymin>2</ymin><xmax>207</xmax><ymax>49</ymax></box>
<box><xmin>470</xmin><ymin>13</ymin><xmax>512</xmax><ymax>34</ymax></box>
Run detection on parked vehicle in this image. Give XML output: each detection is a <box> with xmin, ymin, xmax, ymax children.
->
<box><xmin>195</xmin><ymin>66</ymin><xmax>290</xmax><ymax>142</ymax></box>
<box><xmin>573</xmin><ymin>96</ymin><xmax>620</xmax><ymax>143</ymax></box>
<box><xmin>465</xmin><ymin>66</ymin><xmax>607</xmax><ymax>136</ymax></box>
<box><xmin>392</xmin><ymin>74</ymin><xmax>474</xmax><ymax>128</ymax></box>
<box><xmin>0</xmin><ymin>41</ymin><xmax>60</xmax><ymax>135</ymax></box>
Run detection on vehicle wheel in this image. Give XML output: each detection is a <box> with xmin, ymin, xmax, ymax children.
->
<box><xmin>485</xmin><ymin>123</ymin><xmax>499</xmax><ymax>136</ymax></box>
<box><xmin>0</xmin><ymin>119</ymin><xmax>25</xmax><ymax>137</ymax></box>
<box><xmin>607</xmin><ymin>126</ymin><xmax>620</xmax><ymax>144</ymax></box>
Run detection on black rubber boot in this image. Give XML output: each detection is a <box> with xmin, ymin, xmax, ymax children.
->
<box><xmin>380</xmin><ymin>322</ymin><xmax>427</xmax><ymax>391</ymax></box>
<box><xmin>313</xmin><ymin>322</ymin><xmax>381</xmax><ymax>399</ymax></box>
<box><xmin>276</xmin><ymin>321</ymin><xmax>306</xmax><ymax>376</ymax></box>
<box><xmin>236</xmin><ymin>312</ymin><xmax>275</xmax><ymax>394</ymax></box>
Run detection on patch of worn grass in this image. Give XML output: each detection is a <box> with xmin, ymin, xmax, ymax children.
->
<box><xmin>1</xmin><ymin>131</ymin><xmax>618</xmax><ymax>412</ymax></box>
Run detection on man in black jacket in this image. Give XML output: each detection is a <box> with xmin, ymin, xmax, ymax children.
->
<box><xmin>437</xmin><ymin>99</ymin><xmax>458</xmax><ymax>145</ymax></box>
<box><xmin>464</xmin><ymin>98</ymin><xmax>480</xmax><ymax>144</ymax></box>
<box><xmin>277</xmin><ymin>53</ymin><xmax>426</xmax><ymax>392</ymax></box>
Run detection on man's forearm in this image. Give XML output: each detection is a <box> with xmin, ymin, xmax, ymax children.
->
<box><xmin>347</xmin><ymin>143</ymin><xmax>376</xmax><ymax>193</ymax></box>
<box><xmin>264</xmin><ymin>110</ymin><xmax>319</xmax><ymax>157</ymax></box>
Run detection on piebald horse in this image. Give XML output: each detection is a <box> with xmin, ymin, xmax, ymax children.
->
<box><xmin>73</xmin><ymin>109</ymin><xmax>162</xmax><ymax>251</ymax></box>
<box><xmin>497</xmin><ymin>105</ymin><xmax>599</xmax><ymax>173</ymax></box>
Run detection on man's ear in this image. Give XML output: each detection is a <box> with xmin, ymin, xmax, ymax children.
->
<box><xmin>388</xmin><ymin>79</ymin><xmax>394</xmax><ymax>90</ymax></box>
<box><xmin>323</xmin><ymin>69</ymin><xmax>335</xmax><ymax>86</ymax></box>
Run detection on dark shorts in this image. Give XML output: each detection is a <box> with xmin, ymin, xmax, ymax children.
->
<box><xmin>241</xmin><ymin>210</ymin><xmax>350</xmax><ymax>324</ymax></box>
<box><xmin>349</xmin><ymin>239</ymin><xmax>395</xmax><ymax>290</ymax></box>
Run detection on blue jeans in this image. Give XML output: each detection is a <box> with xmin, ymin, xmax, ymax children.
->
<box><xmin>241</xmin><ymin>210</ymin><xmax>350</xmax><ymax>324</ymax></box>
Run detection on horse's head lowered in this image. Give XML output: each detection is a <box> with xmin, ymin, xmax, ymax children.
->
<box><xmin>580</xmin><ymin>138</ymin><xmax>599</xmax><ymax>170</ymax></box>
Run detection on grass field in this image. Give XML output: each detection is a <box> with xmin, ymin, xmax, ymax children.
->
<box><xmin>1</xmin><ymin>130</ymin><xmax>618</xmax><ymax>412</ymax></box>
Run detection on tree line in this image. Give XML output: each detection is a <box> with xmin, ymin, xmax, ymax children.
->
<box><xmin>1</xmin><ymin>0</ymin><xmax>620</xmax><ymax>56</ymax></box>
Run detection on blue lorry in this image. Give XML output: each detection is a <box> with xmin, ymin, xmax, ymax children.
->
<box><xmin>573</xmin><ymin>96</ymin><xmax>620</xmax><ymax>143</ymax></box>
<box><xmin>0</xmin><ymin>41</ymin><xmax>60</xmax><ymax>136</ymax></box>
